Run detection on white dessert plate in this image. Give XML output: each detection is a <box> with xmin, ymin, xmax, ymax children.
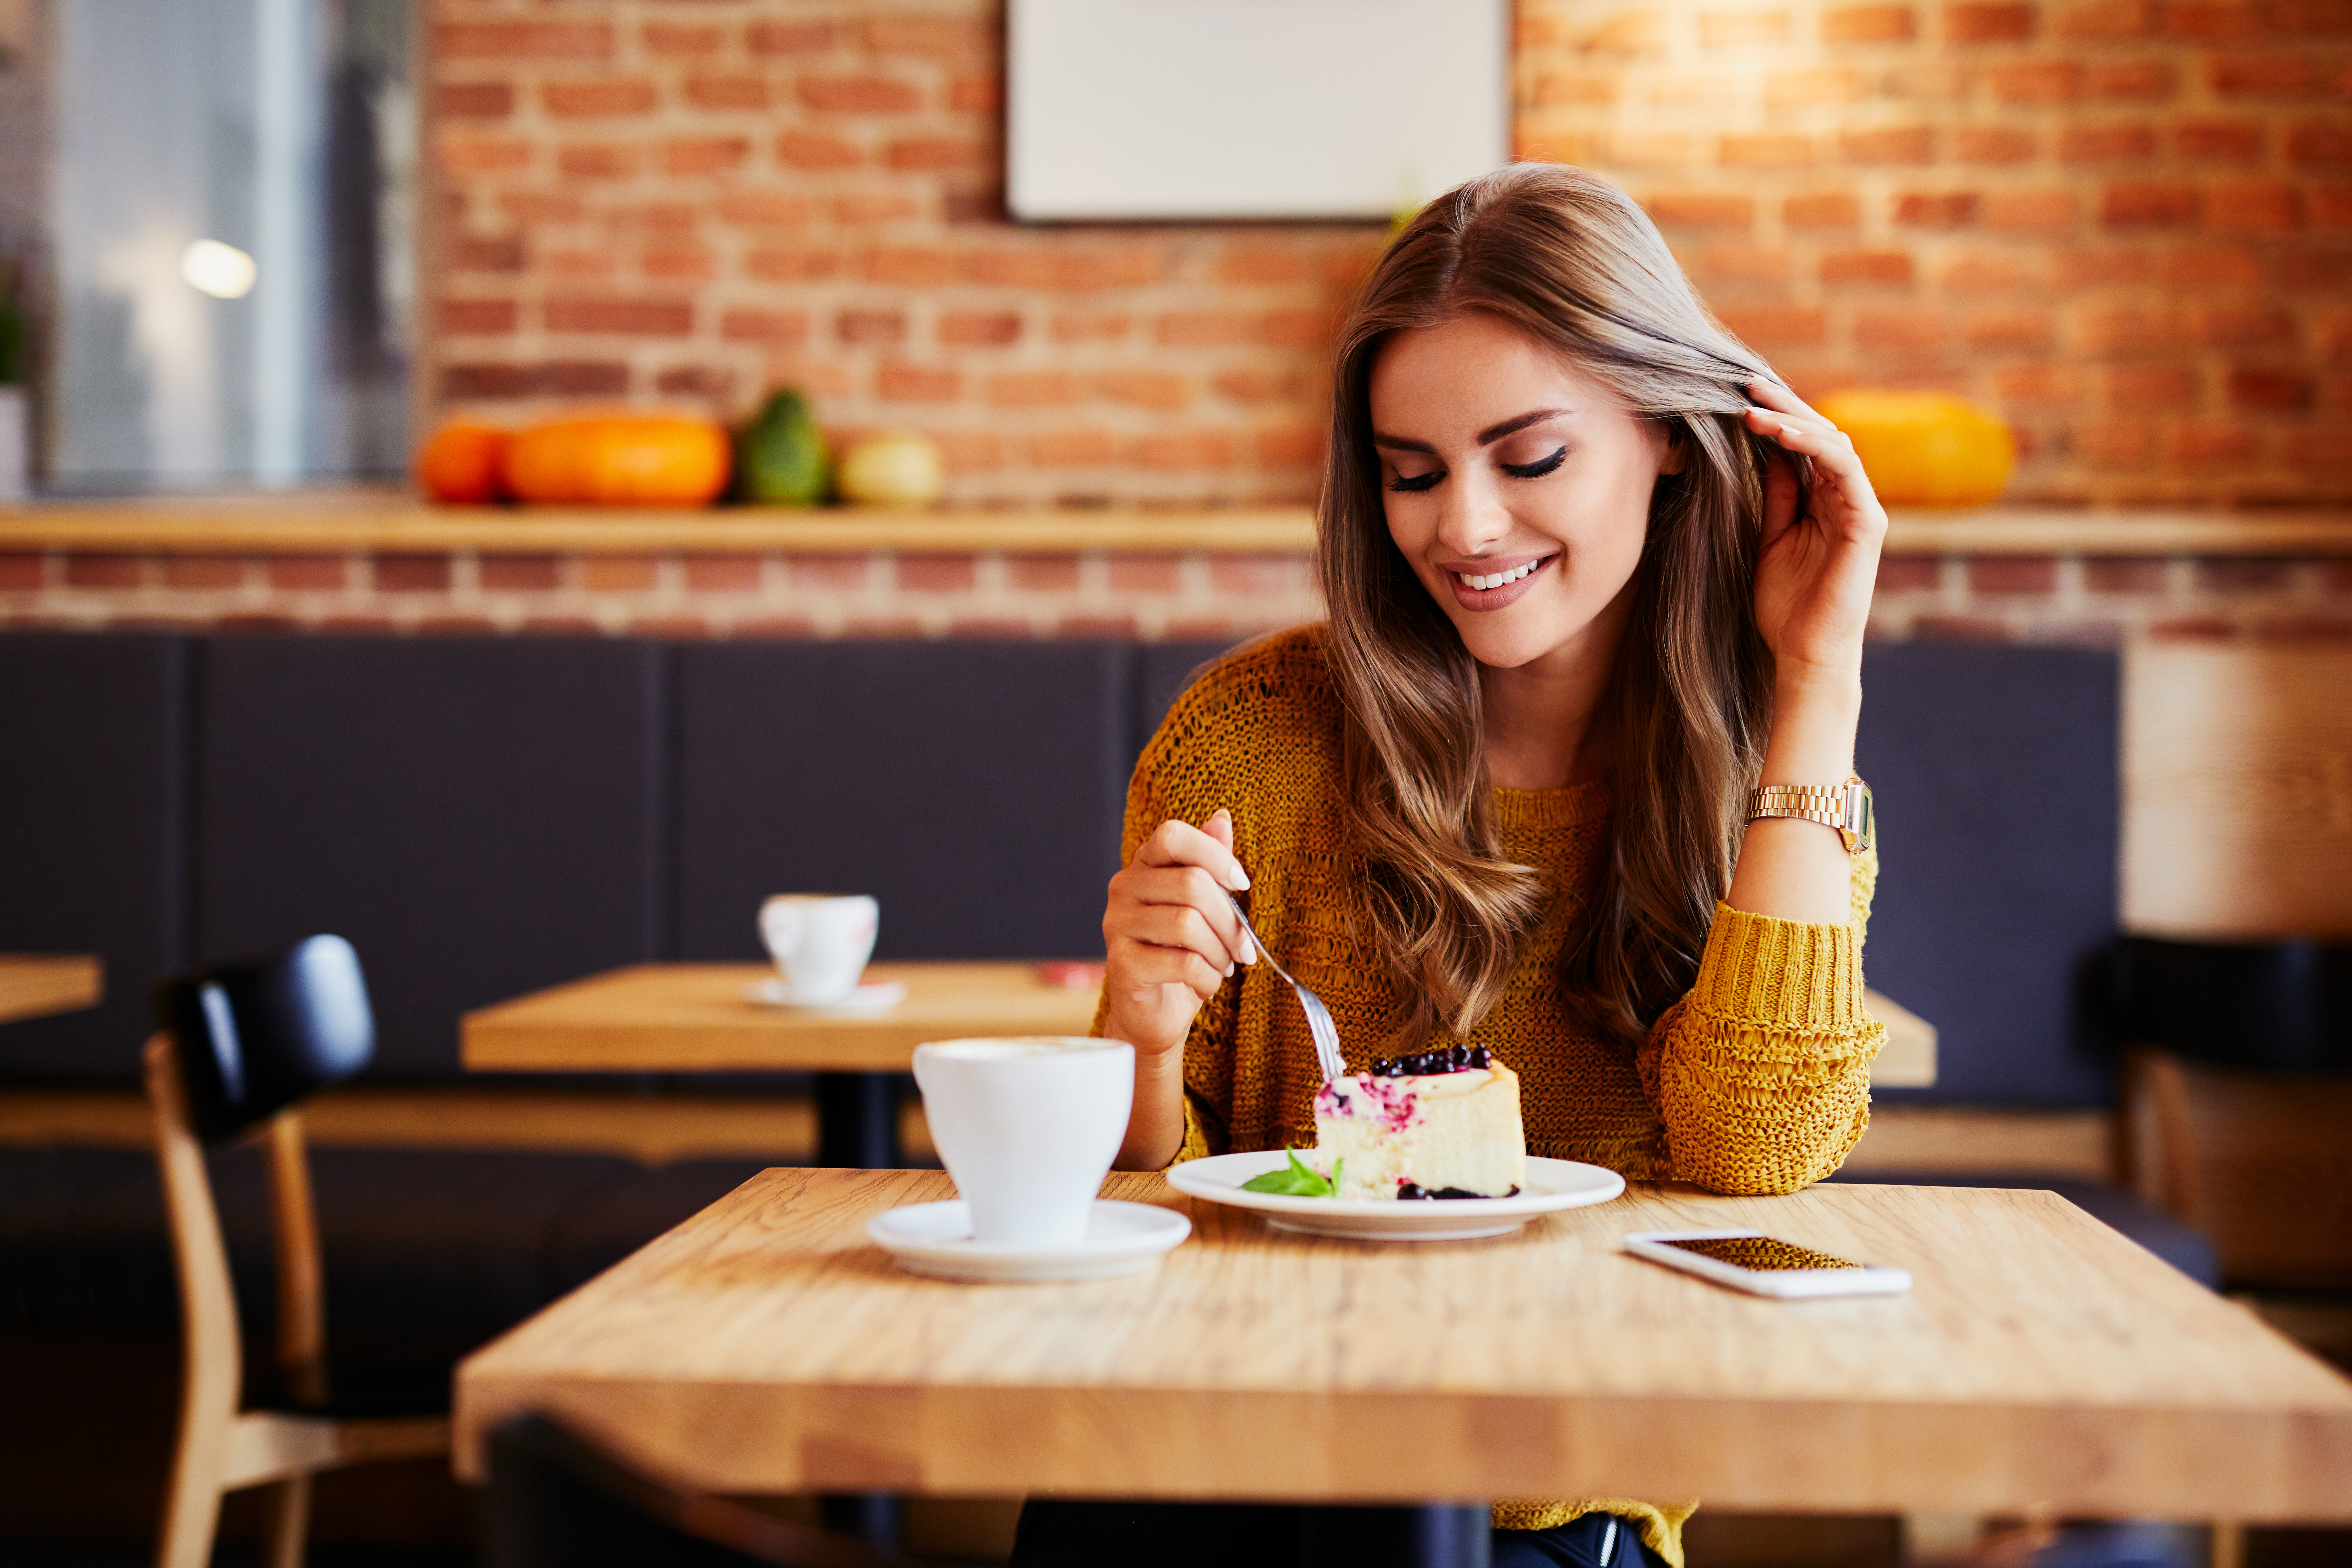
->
<box><xmin>1168</xmin><ymin>1153</ymin><xmax>1626</xmax><ymax>1241</ymax></box>
<box><xmin>867</xmin><ymin>1199</ymin><xmax>1192</xmax><ymax>1282</ymax></box>
<box><xmin>744</xmin><ymin>978</ymin><xmax>908</xmax><ymax>1012</ymax></box>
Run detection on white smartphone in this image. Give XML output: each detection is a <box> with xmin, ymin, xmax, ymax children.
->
<box><xmin>1622</xmin><ymin>1228</ymin><xmax>1913</xmax><ymax>1298</ymax></box>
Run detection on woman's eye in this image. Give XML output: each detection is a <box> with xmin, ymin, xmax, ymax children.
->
<box><xmin>1501</xmin><ymin>446</ymin><xmax>1568</xmax><ymax>480</ymax></box>
<box><xmin>1386</xmin><ymin>469</ymin><xmax>1443</xmax><ymax>493</ymax></box>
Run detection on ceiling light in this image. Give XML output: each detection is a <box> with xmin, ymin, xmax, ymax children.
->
<box><xmin>180</xmin><ymin>239</ymin><xmax>257</xmax><ymax>299</ymax></box>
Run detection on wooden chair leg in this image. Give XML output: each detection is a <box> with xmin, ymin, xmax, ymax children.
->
<box><xmin>2210</xmin><ymin>1520</ymin><xmax>2245</xmax><ymax>1568</ymax></box>
<box><xmin>150</xmin><ymin>1033</ymin><xmax>245</xmax><ymax>1568</ymax></box>
<box><xmin>264</xmin><ymin>1474</ymin><xmax>314</xmax><ymax>1568</ymax></box>
<box><xmin>155</xmin><ymin>1444</ymin><xmax>229</xmax><ymax>1568</ymax></box>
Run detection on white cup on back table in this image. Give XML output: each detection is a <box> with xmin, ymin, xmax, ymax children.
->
<box><xmin>913</xmin><ymin>1036</ymin><xmax>1134</xmax><ymax>1247</ymax></box>
<box><xmin>758</xmin><ymin>894</ymin><xmax>878</xmax><ymax>1003</ymax></box>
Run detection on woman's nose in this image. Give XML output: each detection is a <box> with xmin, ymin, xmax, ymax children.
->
<box><xmin>1433</xmin><ymin>470</ymin><xmax>1512</xmax><ymax>555</ymax></box>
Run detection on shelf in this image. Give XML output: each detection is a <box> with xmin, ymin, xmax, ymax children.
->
<box><xmin>2</xmin><ymin>494</ymin><xmax>2348</xmax><ymax>555</ymax></box>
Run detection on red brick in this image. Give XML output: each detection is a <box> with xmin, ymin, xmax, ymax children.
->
<box><xmin>435</xmin><ymin>135</ymin><xmax>532</xmax><ymax>176</ymax></box>
<box><xmin>777</xmin><ymin>130</ymin><xmax>863</xmax><ymax>169</ymax></box>
<box><xmin>1532</xmin><ymin>70</ymin><xmax>1623</xmax><ymax>106</ymax></box>
<box><xmin>877</xmin><ymin>364</ymin><xmax>962</xmax><ymax>402</ymax></box>
<box><xmin>1985</xmin><ymin>189</ymin><xmax>2079</xmax><ymax>229</ymax></box>
<box><xmin>2056</xmin><ymin>245</ymin><xmax>2150</xmax><ymax>286</ymax></box>
<box><xmin>2163</xmin><ymin>2</ymin><xmax>2262</xmax><ymax>35</ymax></box>
<box><xmin>1699</xmin><ymin>7</ymin><xmax>1793</xmax><ymax>43</ymax></box>
<box><xmin>496</xmin><ymin>192</ymin><xmax>586</xmax><ymax>225</ymax></box>
<box><xmin>664</xmin><ymin>136</ymin><xmax>750</xmax><ymax>175</ymax></box>
<box><xmin>748</xmin><ymin>21</ymin><xmax>835</xmax><ymax>55</ymax></box>
<box><xmin>437</xmin><ymin>82</ymin><xmax>513</xmax><ymax>119</ymax></box>
<box><xmin>580</xmin><ymin>556</ymin><xmax>660</xmax><ymax>593</ymax></box>
<box><xmin>1895</xmin><ymin>191</ymin><xmax>1980</xmax><ymax>226</ymax></box>
<box><xmin>1258</xmin><ymin>309</ymin><xmax>1332</xmax><ymax>349</ymax></box>
<box><xmin>543</xmin><ymin>78</ymin><xmax>656</xmax><ymax>118</ymax></box>
<box><xmin>2085</xmin><ymin>556</ymin><xmax>2170</xmax><ymax>591</ymax></box>
<box><xmin>898</xmin><ymin>554</ymin><xmax>979</xmax><ymax>593</ymax></box>
<box><xmin>1877</xmin><ymin>555</ymin><xmax>1942</xmax><ymax>590</ymax></box>
<box><xmin>1911</xmin><ymin>616</ymin><xmax>2020</xmax><ymax>641</ymax></box>
<box><xmin>1155</xmin><ymin>311</ymin><xmax>1253</xmax><ymax>347</ymax></box>
<box><xmin>1133</xmin><ymin>432</ymin><xmax>1239</xmax><ymax>471</ymax></box>
<box><xmin>2076</xmin><ymin>304</ymin><xmax>2179</xmax><ymax>355</ymax></box>
<box><xmin>1008</xmin><ymin>554</ymin><xmax>1083</xmax><ymax>592</ymax></box>
<box><xmin>2189</xmin><ymin>303</ymin><xmax>2297</xmax><ymax>346</ymax></box>
<box><xmin>478</xmin><ymin>554</ymin><xmax>561</xmax><ymax>592</ymax></box>
<box><xmin>2206</xmin><ymin>181</ymin><xmax>2303</xmax><ymax>232</ymax></box>
<box><xmin>1784</xmin><ymin>192</ymin><xmax>1861</xmax><ymax>226</ymax></box>
<box><xmin>718</xmin><ymin>192</ymin><xmax>815</xmax><ymax>229</ymax></box>
<box><xmin>1717</xmin><ymin>305</ymin><xmax>1830</xmax><ymax>344</ymax></box>
<box><xmin>849</xmin><ymin>246</ymin><xmax>953</xmax><ymax>287</ymax></box>
<box><xmin>2148</xmin><ymin>615</ymin><xmax>2242</xmax><ymax>639</ymax></box>
<box><xmin>556</xmin><ymin>144</ymin><xmax>638</xmax><ymax>178</ymax></box>
<box><xmin>1857</xmin><ymin>307</ymin><xmax>1949</xmax><ymax>351</ymax></box>
<box><xmin>1766</xmin><ymin>66</ymin><xmax>1862</xmax><ymax>104</ymax></box>
<box><xmin>264</xmin><ymin>555</ymin><xmax>346</xmax><ymax>592</ymax></box>
<box><xmin>747</xmin><ymin>248</ymin><xmax>841</xmax><ymax>283</ymax></box>
<box><xmin>64</xmin><ymin>554</ymin><xmax>142</xmax><ymax>588</ymax></box>
<box><xmin>160</xmin><ymin>555</ymin><xmax>247</xmax><ymax>590</ymax></box>
<box><xmin>951</xmin><ymin>74</ymin><xmax>1002</xmax><ymax>114</ymax></box>
<box><xmin>644</xmin><ymin>22</ymin><xmax>723</xmax><ymax>58</ymax></box>
<box><xmin>1841</xmin><ymin>127</ymin><xmax>1936</xmax><ymax>163</ymax></box>
<box><xmin>685</xmin><ymin>75</ymin><xmax>770</xmax><ymax>111</ymax></box>
<box><xmin>2064</xmin><ymin>124</ymin><xmax>2158</xmax><ymax>160</ymax></box>
<box><xmin>2315</xmin><ymin>187</ymin><xmax>2352</xmax><ymax>226</ymax></box>
<box><xmin>1055</xmin><ymin>615</ymin><xmax>1139</xmax><ymax>639</ymax></box>
<box><xmin>1955</xmin><ymin>126</ymin><xmax>2039</xmax><ymax>162</ymax></box>
<box><xmin>1969</xmin><ymin>555</ymin><xmax>2059</xmax><ymax>593</ymax></box>
<box><xmin>982</xmin><ymin>371</ymin><xmax>1080</xmax><ymax>408</ymax></box>
<box><xmin>1256</xmin><ymin>426</ymin><xmax>1324</xmax><ymax>468</ymax></box>
<box><xmin>1948</xmin><ymin>1</ymin><xmax>2039</xmax><ymax>35</ymax></box>
<box><xmin>965</xmin><ymin>248</ymin><xmax>1161</xmax><ymax>290</ymax></box>
<box><xmin>1108</xmin><ymin>554</ymin><xmax>1183</xmax><ymax>591</ymax></box>
<box><xmin>2176</xmin><ymin>119</ymin><xmax>2266</xmax><ymax>161</ymax></box>
<box><xmin>0</xmin><ymin>552</ymin><xmax>44</xmax><ymax>590</ymax></box>
<box><xmin>1966</xmin><ymin>308</ymin><xmax>2057</xmax><ymax>349</ymax></box>
<box><xmin>1824</xmin><ymin>4</ymin><xmax>1919</xmax><ymax>37</ymax></box>
<box><xmin>373</xmin><ymin>553</ymin><xmax>453</xmax><ymax>593</ymax></box>
<box><xmin>1822</xmin><ymin>249</ymin><xmax>1916</xmax><ymax>285</ymax></box>
<box><xmin>1995</xmin><ymin>363</ymin><xmax>2081</xmax><ymax>400</ymax></box>
<box><xmin>1989</xmin><ymin>61</ymin><xmax>2085</xmax><ymax>100</ymax></box>
<box><xmin>448</xmin><ymin>236</ymin><xmax>524</xmax><ymax>274</ymax></box>
<box><xmin>864</xmin><ymin>13</ymin><xmax>993</xmax><ymax>54</ymax></box>
<box><xmin>1944</xmin><ymin>251</ymin><xmax>2039</xmax><ymax>291</ymax></box>
<box><xmin>654</xmin><ymin>365</ymin><xmax>733</xmax><ymax>399</ymax></box>
<box><xmin>887</xmin><ymin>137</ymin><xmax>990</xmax><ymax>171</ymax></box>
<box><xmin>2211</xmin><ymin>54</ymin><xmax>2327</xmax><ymax>94</ymax></box>
<box><xmin>1212</xmin><ymin>369</ymin><xmax>1295</xmax><ymax>403</ymax></box>
<box><xmin>2056</xmin><ymin>0</ymin><xmax>2155</xmax><ymax>37</ymax></box>
<box><xmin>939</xmin><ymin>311</ymin><xmax>1022</xmax><ymax>346</ymax></box>
<box><xmin>2229</xmin><ymin>368</ymin><xmax>2317</xmax><ymax>408</ymax></box>
<box><xmin>1721</xmin><ymin>133</ymin><xmax>1815</xmax><ymax>167</ymax></box>
<box><xmin>2106</xmin><ymin>363</ymin><xmax>2202</xmax><ymax>406</ymax></box>
<box><xmin>438</xmin><ymin>23</ymin><xmax>614</xmax><ymax>61</ymax></box>
<box><xmin>642</xmin><ymin>245</ymin><xmax>719</xmax><ymax>282</ymax></box>
<box><xmin>2087</xmin><ymin>59</ymin><xmax>2178</xmax><ymax>97</ymax></box>
<box><xmin>2262</xmin><ymin>0</ymin><xmax>2352</xmax><ymax>31</ymax></box>
<box><xmin>2165</xmin><ymin>424</ymin><xmax>2262</xmax><ymax>466</ymax></box>
<box><xmin>1704</xmin><ymin>243</ymin><xmax>1794</xmax><ymax>285</ymax></box>
<box><xmin>836</xmin><ymin>309</ymin><xmax>907</xmax><ymax>345</ymax></box>
<box><xmin>544</xmin><ymin>298</ymin><xmax>693</xmax><ymax>336</ymax></box>
<box><xmin>2289</xmin><ymin>120</ymin><xmax>2352</xmax><ymax>167</ymax></box>
<box><xmin>1028</xmin><ymin>430</ymin><xmax>1119</xmax><ymax>468</ymax></box>
<box><xmin>1882</xmin><ymin>62</ymin><xmax>1973</xmax><ymax>99</ymax></box>
<box><xmin>439</xmin><ymin>298</ymin><xmax>517</xmax><ymax>335</ymax></box>
<box><xmin>799</xmin><ymin>77</ymin><xmax>922</xmax><ymax>114</ymax></box>
<box><xmin>1097</xmin><ymin>370</ymin><xmax>1194</xmax><ymax>411</ymax></box>
<box><xmin>1644</xmin><ymin>192</ymin><xmax>1755</xmax><ymax>226</ymax></box>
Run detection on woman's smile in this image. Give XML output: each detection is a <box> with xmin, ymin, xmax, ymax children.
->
<box><xmin>1442</xmin><ymin>551</ymin><xmax>1557</xmax><ymax>609</ymax></box>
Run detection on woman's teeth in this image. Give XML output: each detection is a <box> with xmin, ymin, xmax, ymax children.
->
<box><xmin>1461</xmin><ymin>561</ymin><xmax>1540</xmax><ymax>591</ymax></box>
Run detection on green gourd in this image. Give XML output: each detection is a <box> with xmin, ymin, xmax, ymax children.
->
<box><xmin>734</xmin><ymin>389</ymin><xmax>828</xmax><ymax>505</ymax></box>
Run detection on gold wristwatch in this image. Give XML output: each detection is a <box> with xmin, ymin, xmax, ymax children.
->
<box><xmin>1746</xmin><ymin>778</ymin><xmax>1875</xmax><ymax>853</ymax></box>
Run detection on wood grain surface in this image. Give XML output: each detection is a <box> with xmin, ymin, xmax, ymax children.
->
<box><xmin>463</xmin><ymin>964</ymin><xmax>1934</xmax><ymax>1086</ymax></box>
<box><xmin>462</xmin><ymin>963</ymin><xmax>1102</xmax><ymax>1073</ymax></box>
<box><xmin>0</xmin><ymin>953</ymin><xmax>103</xmax><ymax>1025</ymax></box>
<box><xmin>455</xmin><ymin>1169</ymin><xmax>2352</xmax><ymax>1520</ymax></box>
<box><xmin>6</xmin><ymin>495</ymin><xmax>2349</xmax><ymax>557</ymax></box>
<box><xmin>2123</xmin><ymin>639</ymin><xmax>2352</xmax><ymax>939</ymax></box>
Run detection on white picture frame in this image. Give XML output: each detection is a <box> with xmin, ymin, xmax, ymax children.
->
<box><xmin>1007</xmin><ymin>0</ymin><xmax>1511</xmax><ymax>223</ymax></box>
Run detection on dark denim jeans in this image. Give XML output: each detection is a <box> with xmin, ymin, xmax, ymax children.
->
<box><xmin>1011</xmin><ymin>1500</ymin><xmax>1668</xmax><ymax>1568</ymax></box>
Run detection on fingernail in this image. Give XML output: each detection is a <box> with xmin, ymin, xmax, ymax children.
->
<box><xmin>1780</xmin><ymin>423</ymin><xmax>1799</xmax><ymax>438</ymax></box>
<box><xmin>1224</xmin><ymin>962</ymin><xmax>1236</xmax><ymax>978</ymax></box>
<box><xmin>1227</xmin><ymin>864</ymin><xmax>1251</xmax><ymax>891</ymax></box>
<box><xmin>1240</xmin><ymin>935</ymin><xmax>1259</xmax><ymax>965</ymax></box>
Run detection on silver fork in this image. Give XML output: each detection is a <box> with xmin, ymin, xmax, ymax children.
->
<box><xmin>1225</xmin><ymin>892</ymin><xmax>1346</xmax><ymax>1084</ymax></box>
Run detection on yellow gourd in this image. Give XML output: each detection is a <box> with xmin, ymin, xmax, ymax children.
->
<box><xmin>835</xmin><ymin>430</ymin><xmax>946</xmax><ymax>508</ymax></box>
<box><xmin>1814</xmin><ymin>390</ymin><xmax>2015</xmax><ymax>507</ymax></box>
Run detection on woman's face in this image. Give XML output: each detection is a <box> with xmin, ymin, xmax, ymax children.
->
<box><xmin>1369</xmin><ymin>311</ymin><xmax>1677</xmax><ymax>673</ymax></box>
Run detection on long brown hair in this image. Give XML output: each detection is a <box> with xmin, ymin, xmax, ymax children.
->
<box><xmin>1320</xmin><ymin>162</ymin><xmax>1786</xmax><ymax>1050</ymax></box>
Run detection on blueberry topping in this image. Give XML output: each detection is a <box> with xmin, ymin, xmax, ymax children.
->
<box><xmin>1367</xmin><ymin>1044</ymin><xmax>1496</xmax><ymax>1078</ymax></box>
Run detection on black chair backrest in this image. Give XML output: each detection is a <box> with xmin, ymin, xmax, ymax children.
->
<box><xmin>2113</xmin><ymin>935</ymin><xmax>2352</xmax><ymax>1072</ymax></box>
<box><xmin>154</xmin><ymin>933</ymin><xmax>376</xmax><ymax>1142</ymax></box>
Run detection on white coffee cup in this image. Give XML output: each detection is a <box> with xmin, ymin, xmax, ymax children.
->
<box><xmin>912</xmin><ymin>1036</ymin><xmax>1134</xmax><ymax>1247</ymax></box>
<box><xmin>758</xmin><ymin>894</ymin><xmax>879</xmax><ymax>1003</ymax></box>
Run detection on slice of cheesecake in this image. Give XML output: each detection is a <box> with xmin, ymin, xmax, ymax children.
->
<box><xmin>1310</xmin><ymin>1046</ymin><xmax>1526</xmax><ymax>1199</ymax></box>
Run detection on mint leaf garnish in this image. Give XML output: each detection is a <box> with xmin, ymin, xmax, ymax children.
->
<box><xmin>1241</xmin><ymin>1147</ymin><xmax>1337</xmax><ymax>1197</ymax></box>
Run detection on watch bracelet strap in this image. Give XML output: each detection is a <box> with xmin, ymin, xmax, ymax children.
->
<box><xmin>1746</xmin><ymin>784</ymin><xmax>1849</xmax><ymax>828</ymax></box>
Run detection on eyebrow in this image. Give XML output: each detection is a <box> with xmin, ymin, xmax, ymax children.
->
<box><xmin>1370</xmin><ymin>407</ymin><xmax>1572</xmax><ymax>454</ymax></box>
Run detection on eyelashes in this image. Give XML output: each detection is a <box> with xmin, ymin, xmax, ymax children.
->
<box><xmin>1383</xmin><ymin>446</ymin><xmax>1569</xmax><ymax>492</ymax></box>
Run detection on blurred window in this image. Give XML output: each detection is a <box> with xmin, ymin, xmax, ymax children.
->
<box><xmin>26</xmin><ymin>0</ymin><xmax>413</xmax><ymax>492</ymax></box>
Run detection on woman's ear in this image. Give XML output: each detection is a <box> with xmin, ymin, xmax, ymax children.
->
<box><xmin>1657</xmin><ymin>420</ymin><xmax>1690</xmax><ymax>477</ymax></box>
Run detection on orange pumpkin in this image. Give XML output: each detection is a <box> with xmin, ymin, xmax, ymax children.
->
<box><xmin>1814</xmin><ymin>390</ymin><xmax>2015</xmax><ymax>506</ymax></box>
<box><xmin>415</xmin><ymin>420</ymin><xmax>509</xmax><ymax>504</ymax></box>
<box><xmin>499</xmin><ymin>415</ymin><xmax>733</xmax><ymax>506</ymax></box>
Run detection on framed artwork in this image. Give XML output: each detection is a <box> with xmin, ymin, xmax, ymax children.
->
<box><xmin>1007</xmin><ymin>0</ymin><xmax>1510</xmax><ymax>223</ymax></box>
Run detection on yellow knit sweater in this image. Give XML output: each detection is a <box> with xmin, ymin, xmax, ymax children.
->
<box><xmin>1102</xmin><ymin>626</ymin><xmax>1885</xmax><ymax>1567</ymax></box>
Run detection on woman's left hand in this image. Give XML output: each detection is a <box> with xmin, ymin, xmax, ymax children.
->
<box><xmin>1744</xmin><ymin>377</ymin><xmax>1887</xmax><ymax>690</ymax></box>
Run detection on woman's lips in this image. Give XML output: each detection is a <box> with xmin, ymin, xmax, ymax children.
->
<box><xmin>1443</xmin><ymin>553</ymin><xmax>1556</xmax><ymax>611</ymax></box>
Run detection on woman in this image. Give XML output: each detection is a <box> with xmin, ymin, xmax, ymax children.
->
<box><xmin>1034</xmin><ymin>164</ymin><xmax>1888</xmax><ymax>1568</ymax></box>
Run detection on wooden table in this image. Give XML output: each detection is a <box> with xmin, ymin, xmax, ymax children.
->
<box><xmin>463</xmin><ymin>963</ymin><xmax>1101</xmax><ymax>1166</ymax></box>
<box><xmin>462</xmin><ymin>963</ymin><xmax>1935</xmax><ymax>1164</ymax></box>
<box><xmin>458</xmin><ymin>1169</ymin><xmax>2352</xmax><ymax>1554</ymax></box>
<box><xmin>0</xmin><ymin>954</ymin><xmax>103</xmax><ymax>1025</ymax></box>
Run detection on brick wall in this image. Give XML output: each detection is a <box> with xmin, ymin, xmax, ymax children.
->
<box><xmin>1516</xmin><ymin>0</ymin><xmax>2352</xmax><ymax>507</ymax></box>
<box><xmin>425</xmin><ymin>0</ymin><xmax>2351</xmax><ymax>514</ymax></box>
<box><xmin>427</xmin><ymin>0</ymin><xmax>1377</xmax><ymax>510</ymax></box>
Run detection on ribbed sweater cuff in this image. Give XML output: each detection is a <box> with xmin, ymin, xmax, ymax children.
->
<box><xmin>1692</xmin><ymin>901</ymin><xmax>1866</xmax><ymax>1032</ymax></box>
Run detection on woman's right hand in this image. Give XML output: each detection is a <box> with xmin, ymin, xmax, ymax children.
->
<box><xmin>1100</xmin><ymin>808</ymin><xmax>1258</xmax><ymax>1061</ymax></box>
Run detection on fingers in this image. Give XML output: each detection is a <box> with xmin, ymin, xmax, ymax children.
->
<box><xmin>1106</xmin><ymin>931</ymin><xmax>1228</xmax><ymax>1003</ymax></box>
<box><xmin>1106</xmin><ymin>810</ymin><xmax>1260</xmax><ymax>995</ymax></box>
<box><xmin>1136</xmin><ymin>811</ymin><xmax>1249</xmax><ymax>892</ymax></box>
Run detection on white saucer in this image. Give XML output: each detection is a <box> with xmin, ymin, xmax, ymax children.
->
<box><xmin>744</xmin><ymin>978</ymin><xmax>908</xmax><ymax>1012</ymax></box>
<box><xmin>867</xmin><ymin>1199</ymin><xmax>1191</xmax><ymax>1282</ymax></box>
<box><xmin>1167</xmin><ymin>1153</ymin><xmax>1626</xmax><ymax>1241</ymax></box>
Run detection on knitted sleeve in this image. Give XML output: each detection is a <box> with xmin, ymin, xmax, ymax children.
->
<box><xmin>1636</xmin><ymin>838</ymin><xmax>1885</xmax><ymax>1196</ymax></box>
